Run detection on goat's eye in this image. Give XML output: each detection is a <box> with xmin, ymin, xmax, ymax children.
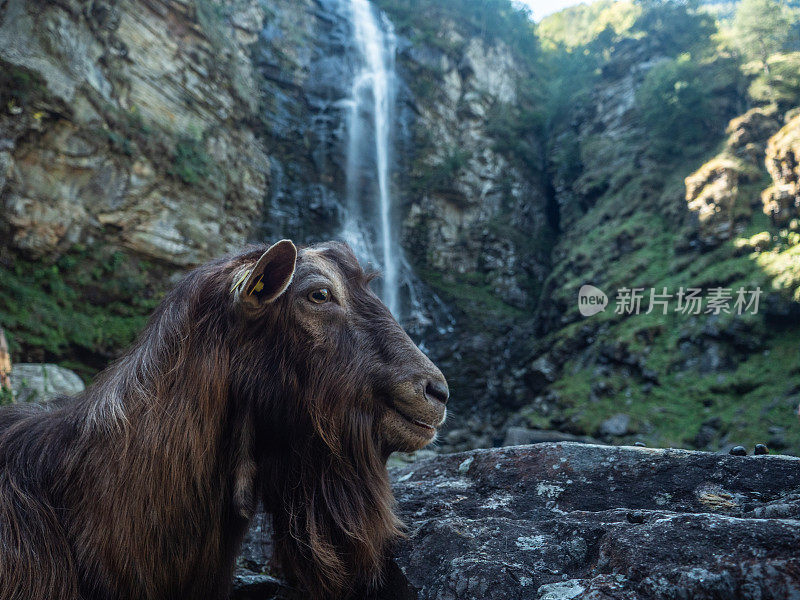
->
<box><xmin>308</xmin><ymin>288</ymin><xmax>331</xmax><ymax>304</ymax></box>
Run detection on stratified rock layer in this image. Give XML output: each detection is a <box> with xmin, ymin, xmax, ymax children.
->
<box><xmin>234</xmin><ymin>443</ymin><xmax>800</xmax><ymax>600</ymax></box>
<box><xmin>0</xmin><ymin>0</ymin><xmax>268</xmax><ymax>265</ymax></box>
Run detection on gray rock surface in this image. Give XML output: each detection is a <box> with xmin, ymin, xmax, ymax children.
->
<box><xmin>10</xmin><ymin>362</ymin><xmax>85</xmax><ymax>402</ymax></box>
<box><xmin>598</xmin><ymin>413</ymin><xmax>632</xmax><ymax>437</ymax></box>
<box><xmin>234</xmin><ymin>442</ymin><xmax>800</xmax><ymax>600</ymax></box>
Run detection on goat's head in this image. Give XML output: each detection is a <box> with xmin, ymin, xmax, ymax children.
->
<box><xmin>229</xmin><ymin>239</ymin><xmax>448</xmax><ymax>455</ymax></box>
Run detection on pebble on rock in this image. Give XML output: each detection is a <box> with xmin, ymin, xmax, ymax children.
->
<box><xmin>754</xmin><ymin>444</ymin><xmax>769</xmax><ymax>455</ymax></box>
<box><xmin>626</xmin><ymin>511</ymin><xmax>645</xmax><ymax>524</ymax></box>
<box><xmin>634</xmin><ymin>442</ymin><xmax>646</xmax><ymax>447</ymax></box>
<box><xmin>729</xmin><ymin>445</ymin><xmax>747</xmax><ymax>456</ymax></box>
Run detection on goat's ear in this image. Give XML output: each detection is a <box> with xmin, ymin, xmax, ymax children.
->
<box><xmin>233</xmin><ymin>240</ymin><xmax>297</xmax><ymax>311</ymax></box>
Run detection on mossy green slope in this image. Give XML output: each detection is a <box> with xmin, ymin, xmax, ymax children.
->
<box><xmin>0</xmin><ymin>246</ymin><xmax>166</xmax><ymax>380</ymax></box>
<box><xmin>527</xmin><ymin>0</ymin><xmax>800</xmax><ymax>453</ymax></box>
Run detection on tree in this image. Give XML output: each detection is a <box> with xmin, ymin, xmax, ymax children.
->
<box><xmin>636</xmin><ymin>53</ymin><xmax>740</xmax><ymax>156</ymax></box>
<box><xmin>632</xmin><ymin>0</ymin><xmax>716</xmax><ymax>57</ymax></box>
<box><xmin>732</xmin><ymin>0</ymin><xmax>792</xmax><ymax>74</ymax></box>
<box><xmin>746</xmin><ymin>52</ymin><xmax>800</xmax><ymax>105</ymax></box>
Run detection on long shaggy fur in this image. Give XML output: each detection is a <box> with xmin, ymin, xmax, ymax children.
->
<box><xmin>0</xmin><ymin>242</ymin><xmax>443</xmax><ymax>600</ymax></box>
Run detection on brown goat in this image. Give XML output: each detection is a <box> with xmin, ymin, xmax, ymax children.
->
<box><xmin>0</xmin><ymin>240</ymin><xmax>448</xmax><ymax>600</ymax></box>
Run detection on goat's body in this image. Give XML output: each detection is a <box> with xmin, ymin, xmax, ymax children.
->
<box><xmin>0</xmin><ymin>241</ymin><xmax>446</xmax><ymax>600</ymax></box>
<box><xmin>0</xmin><ymin>393</ymin><xmax>251</xmax><ymax>600</ymax></box>
<box><xmin>0</xmin><ymin>401</ymin><xmax>80</xmax><ymax>598</ymax></box>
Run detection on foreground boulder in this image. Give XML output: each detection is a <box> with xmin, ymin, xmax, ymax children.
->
<box><xmin>10</xmin><ymin>363</ymin><xmax>85</xmax><ymax>403</ymax></box>
<box><xmin>234</xmin><ymin>443</ymin><xmax>800</xmax><ymax>599</ymax></box>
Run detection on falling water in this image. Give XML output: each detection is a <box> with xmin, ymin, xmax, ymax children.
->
<box><xmin>342</xmin><ymin>0</ymin><xmax>400</xmax><ymax>316</ymax></box>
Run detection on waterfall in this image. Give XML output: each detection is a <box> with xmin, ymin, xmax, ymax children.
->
<box><xmin>341</xmin><ymin>0</ymin><xmax>400</xmax><ymax>316</ymax></box>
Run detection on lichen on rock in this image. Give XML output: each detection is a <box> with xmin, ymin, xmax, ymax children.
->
<box><xmin>233</xmin><ymin>442</ymin><xmax>800</xmax><ymax>600</ymax></box>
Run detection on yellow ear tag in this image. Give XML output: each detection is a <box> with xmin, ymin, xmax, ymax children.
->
<box><xmin>250</xmin><ymin>276</ymin><xmax>265</xmax><ymax>295</ymax></box>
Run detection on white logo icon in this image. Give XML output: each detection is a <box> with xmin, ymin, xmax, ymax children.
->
<box><xmin>578</xmin><ymin>284</ymin><xmax>608</xmax><ymax>317</ymax></box>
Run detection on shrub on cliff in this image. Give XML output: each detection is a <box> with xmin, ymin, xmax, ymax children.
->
<box><xmin>745</xmin><ymin>52</ymin><xmax>800</xmax><ymax>106</ymax></box>
<box><xmin>631</xmin><ymin>0</ymin><xmax>716</xmax><ymax>57</ymax></box>
<box><xmin>374</xmin><ymin>0</ymin><xmax>538</xmax><ymax>67</ymax></box>
<box><xmin>637</xmin><ymin>54</ymin><xmax>740</xmax><ymax>157</ymax></box>
<box><xmin>731</xmin><ymin>0</ymin><xmax>794</xmax><ymax>70</ymax></box>
<box><xmin>169</xmin><ymin>135</ymin><xmax>214</xmax><ymax>186</ymax></box>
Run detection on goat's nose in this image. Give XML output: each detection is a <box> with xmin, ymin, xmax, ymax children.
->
<box><xmin>425</xmin><ymin>378</ymin><xmax>449</xmax><ymax>405</ymax></box>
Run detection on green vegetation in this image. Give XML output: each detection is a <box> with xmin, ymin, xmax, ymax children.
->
<box><xmin>374</xmin><ymin>0</ymin><xmax>537</xmax><ymax>63</ymax></box>
<box><xmin>98</xmin><ymin>128</ymin><xmax>135</xmax><ymax>157</ymax></box>
<box><xmin>632</xmin><ymin>0</ymin><xmax>716</xmax><ymax>56</ymax></box>
<box><xmin>0</xmin><ymin>386</ymin><xmax>12</xmax><ymax>406</ymax></box>
<box><xmin>718</xmin><ymin>0</ymin><xmax>800</xmax><ymax>105</ymax></box>
<box><xmin>412</xmin><ymin>147</ymin><xmax>472</xmax><ymax>198</ymax></box>
<box><xmin>731</xmin><ymin>0</ymin><xmax>794</xmax><ymax>69</ymax></box>
<box><xmin>755</xmin><ymin>223</ymin><xmax>800</xmax><ymax>300</ymax></box>
<box><xmin>534</xmin><ymin>123</ymin><xmax>800</xmax><ymax>446</ymax></box>
<box><xmin>417</xmin><ymin>267</ymin><xmax>526</xmax><ymax>324</ymax></box>
<box><xmin>0</xmin><ymin>61</ymin><xmax>48</xmax><ymax>108</ymax></box>
<box><xmin>745</xmin><ymin>52</ymin><xmax>800</xmax><ymax>105</ymax></box>
<box><xmin>169</xmin><ymin>134</ymin><xmax>213</xmax><ymax>185</ymax></box>
<box><xmin>0</xmin><ymin>247</ymin><xmax>166</xmax><ymax>379</ymax></box>
<box><xmin>534</xmin><ymin>172</ymin><xmax>800</xmax><ymax>449</ymax></box>
<box><xmin>636</xmin><ymin>54</ymin><xmax>740</xmax><ymax>156</ymax></box>
<box><xmin>551</xmin><ymin>326</ymin><xmax>800</xmax><ymax>450</ymax></box>
<box><xmin>538</xmin><ymin>0</ymin><xmax>733</xmax><ymax>160</ymax></box>
<box><xmin>538</xmin><ymin>0</ymin><xmax>640</xmax><ymax>49</ymax></box>
<box><xmin>524</xmin><ymin>0</ymin><xmax>800</xmax><ymax>453</ymax></box>
<box><xmin>484</xmin><ymin>98</ymin><xmax>545</xmax><ymax>173</ymax></box>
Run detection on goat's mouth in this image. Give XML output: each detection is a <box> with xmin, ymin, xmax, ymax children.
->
<box><xmin>379</xmin><ymin>397</ymin><xmax>444</xmax><ymax>451</ymax></box>
<box><xmin>378</xmin><ymin>389</ymin><xmax>445</xmax><ymax>448</ymax></box>
<box><xmin>395</xmin><ymin>408</ymin><xmax>437</xmax><ymax>434</ymax></box>
<box><xmin>389</xmin><ymin>403</ymin><xmax>440</xmax><ymax>439</ymax></box>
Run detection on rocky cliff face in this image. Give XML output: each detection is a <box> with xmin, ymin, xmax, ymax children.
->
<box><xmin>251</xmin><ymin>0</ymin><xmax>554</xmax><ymax>428</ymax></box>
<box><xmin>397</xmin><ymin>34</ymin><xmax>550</xmax><ymax>310</ymax></box>
<box><xmin>0</xmin><ymin>0</ymin><xmax>554</xmax><ymax>435</ymax></box>
<box><xmin>371</xmin><ymin>5</ymin><xmax>556</xmax><ymax>441</ymax></box>
<box><xmin>763</xmin><ymin>111</ymin><xmax>800</xmax><ymax>226</ymax></box>
<box><xmin>0</xmin><ymin>0</ymin><xmax>268</xmax><ymax>266</ymax></box>
<box><xmin>233</xmin><ymin>443</ymin><xmax>800</xmax><ymax>600</ymax></box>
<box><xmin>507</xmin><ymin>32</ymin><xmax>800</xmax><ymax>455</ymax></box>
<box><xmin>252</xmin><ymin>0</ymin><xmax>364</xmax><ymax>244</ymax></box>
<box><xmin>685</xmin><ymin>106</ymin><xmax>779</xmax><ymax>246</ymax></box>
